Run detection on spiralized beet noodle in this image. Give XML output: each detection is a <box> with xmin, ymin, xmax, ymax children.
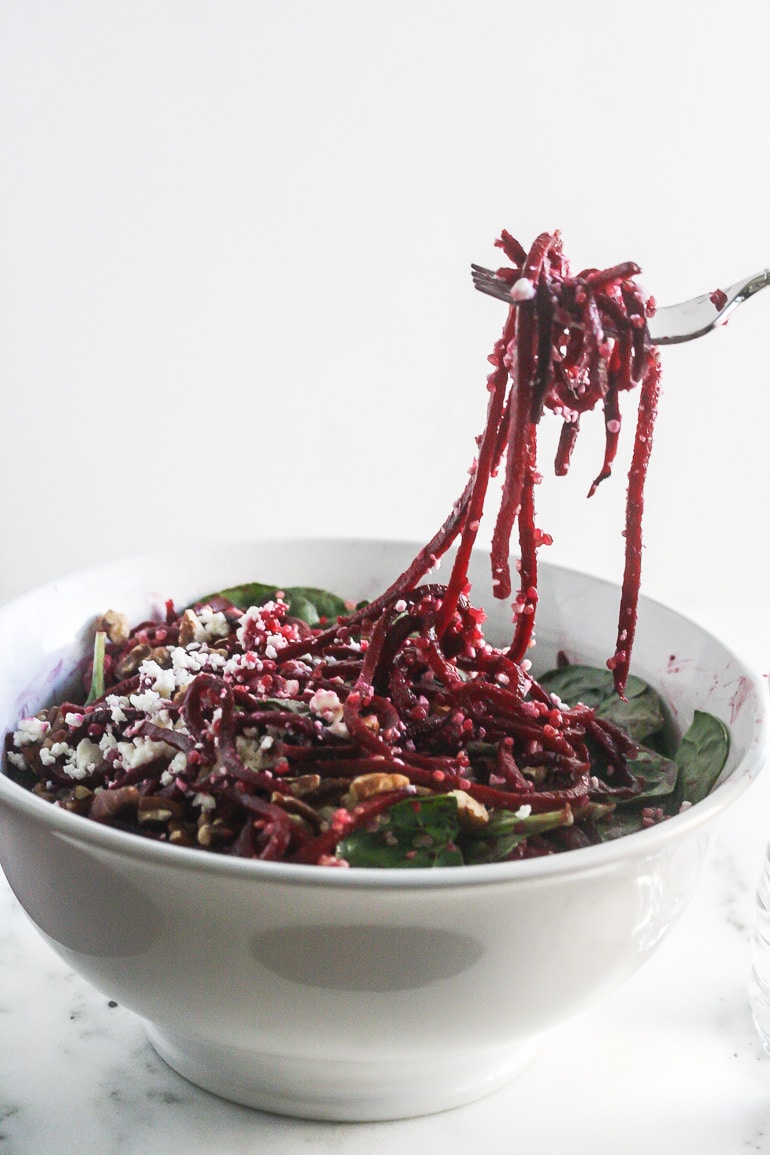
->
<box><xmin>6</xmin><ymin>231</ymin><xmax>663</xmax><ymax>865</ymax></box>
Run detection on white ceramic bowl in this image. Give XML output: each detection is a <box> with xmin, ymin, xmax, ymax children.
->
<box><xmin>0</xmin><ymin>539</ymin><xmax>767</xmax><ymax>1120</ymax></box>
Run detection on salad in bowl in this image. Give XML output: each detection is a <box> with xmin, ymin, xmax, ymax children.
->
<box><xmin>0</xmin><ymin>232</ymin><xmax>765</xmax><ymax>1120</ymax></box>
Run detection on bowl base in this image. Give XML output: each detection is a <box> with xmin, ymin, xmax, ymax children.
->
<box><xmin>144</xmin><ymin>1023</ymin><xmax>538</xmax><ymax>1121</ymax></box>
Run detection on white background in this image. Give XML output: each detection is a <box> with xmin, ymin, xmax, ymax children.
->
<box><xmin>1</xmin><ymin>1</ymin><xmax>769</xmax><ymax>651</ymax></box>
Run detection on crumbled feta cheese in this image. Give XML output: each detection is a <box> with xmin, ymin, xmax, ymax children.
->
<box><xmin>99</xmin><ymin>732</ymin><xmax>118</xmax><ymax>755</ymax></box>
<box><xmin>510</xmin><ymin>277</ymin><xmax>536</xmax><ymax>302</ymax></box>
<box><xmin>160</xmin><ymin>751</ymin><xmax>188</xmax><ymax>785</ymax></box>
<box><xmin>223</xmin><ymin>650</ymin><xmax>263</xmax><ymax>679</ymax></box>
<box><xmin>197</xmin><ymin>605</ymin><xmax>230</xmax><ymax>640</ymax></box>
<box><xmin>236</xmin><ymin>605</ymin><xmax>265</xmax><ymax>649</ymax></box>
<box><xmin>117</xmin><ymin>736</ymin><xmax>178</xmax><ymax>770</ymax></box>
<box><xmin>13</xmin><ymin>716</ymin><xmax>50</xmax><ymax>746</ymax></box>
<box><xmin>7</xmin><ymin>751</ymin><xmax>26</xmax><ymax>770</ymax></box>
<box><xmin>169</xmin><ymin>645</ymin><xmax>209</xmax><ymax>687</ymax></box>
<box><xmin>129</xmin><ymin>688</ymin><xmax>163</xmax><ymax>715</ymax></box>
<box><xmin>139</xmin><ymin>659</ymin><xmax>177</xmax><ymax>699</ymax></box>
<box><xmin>61</xmin><ymin>738</ymin><xmax>102</xmax><ymax>780</ymax></box>
<box><xmin>192</xmin><ymin>792</ymin><xmax>216</xmax><ymax>812</ymax></box>
<box><xmin>181</xmin><ymin>607</ymin><xmax>229</xmax><ymax>645</ymax></box>
<box><xmin>309</xmin><ymin>688</ymin><xmax>344</xmax><ymax>725</ymax></box>
<box><xmin>105</xmin><ymin>695</ymin><xmax>128</xmax><ymax>725</ymax></box>
<box><xmin>514</xmin><ymin>804</ymin><xmax>533</xmax><ymax>819</ymax></box>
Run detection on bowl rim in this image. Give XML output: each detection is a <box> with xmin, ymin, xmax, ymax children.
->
<box><xmin>1</xmin><ymin>537</ymin><xmax>767</xmax><ymax>891</ymax></box>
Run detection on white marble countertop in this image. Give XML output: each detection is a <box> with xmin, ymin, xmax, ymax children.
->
<box><xmin>0</xmin><ymin>598</ymin><xmax>768</xmax><ymax>1155</ymax></box>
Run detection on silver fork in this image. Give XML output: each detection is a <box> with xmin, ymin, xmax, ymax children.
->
<box><xmin>470</xmin><ymin>263</ymin><xmax>770</xmax><ymax>346</ymax></box>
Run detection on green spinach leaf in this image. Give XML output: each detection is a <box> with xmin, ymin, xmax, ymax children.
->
<box><xmin>200</xmin><ymin>582</ymin><xmax>348</xmax><ymax>627</ymax></box>
<box><xmin>598</xmin><ymin>747</ymin><xmax>679</xmax><ymax>842</ymax></box>
<box><xmin>463</xmin><ymin>805</ymin><xmax>574</xmax><ymax>864</ymax></box>
<box><xmin>538</xmin><ymin>664</ymin><xmax>667</xmax><ymax>747</ymax></box>
<box><xmin>674</xmin><ymin>710</ymin><xmax>730</xmax><ymax>806</ymax></box>
<box><xmin>338</xmin><ymin>795</ymin><xmax>464</xmax><ymax>868</ymax></box>
<box><xmin>599</xmin><ymin>810</ymin><xmax>648</xmax><ymax>842</ymax></box>
<box><xmin>625</xmin><ymin>746</ymin><xmax>679</xmax><ymax>805</ymax></box>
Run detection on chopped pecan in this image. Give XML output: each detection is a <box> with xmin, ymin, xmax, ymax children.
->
<box><xmin>113</xmin><ymin>643</ymin><xmax>169</xmax><ymax>679</ymax></box>
<box><xmin>287</xmin><ymin>774</ymin><xmax>322</xmax><ymax>797</ymax></box>
<box><xmin>89</xmin><ymin>786</ymin><xmax>140</xmax><ymax>823</ymax></box>
<box><xmin>59</xmin><ymin>785</ymin><xmax>94</xmax><ymax>816</ymax></box>
<box><xmin>270</xmin><ymin>791</ymin><xmax>322</xmax><ymax>831</ymax></box>
<box><xmin>179</xmin><ymin>609</ymin><xmax>203</xmax><ymax>647</ymax></box>
<box><xmin>295</xmin><ymin>777</ymin><xmax>351</xmax><ymax>808</ymax></box>
<box><xmin>348</xmin><ymin>771</ymin><xmax>411</xmax><ymax>802</ymax></box>
<box><xmin>168</xmin><ymin>823</ymin><xmax>197</xmax><ymax>848</ymax></box>
<box><xmin>113</xmin><ymin>644</ymin><xmax>152</xmax><ymax>680</ymax></box>
<box><xmin>137</xmin><ymin>796</ymin><xmax>184</xmax><ymax>826</ymax></box>
<box><xmin>95</xmin><ymin>610</ymin><xmax>131</xmax><ymax>645</ymax></box>
<box><xmin>449</xmin><ymin>789</ymin><xmax>489</xmax><ymax>831</ymax></box>
<box><xmin>197</xmin><ymin>816</ymin><xmax>234</xmax><ymax>847</ymax></box>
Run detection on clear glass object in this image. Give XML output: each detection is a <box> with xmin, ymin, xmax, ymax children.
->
<box><xmin>750</xmin><ymin>843</ymin><xmax>770</xmax><ymax>1053</ymax></box>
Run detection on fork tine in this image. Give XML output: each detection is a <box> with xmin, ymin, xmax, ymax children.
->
<box><xmin>470</xmin><ymin>263</ymin><xmax>503</xmax><ymax>284</ymax></box>
<box><xmin>470</xmin><ymin>265</ymin><xmax>515</xmax><ymax>305</ymax></box>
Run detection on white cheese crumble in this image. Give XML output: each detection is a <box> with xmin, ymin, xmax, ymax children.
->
<box><xmin>117</xmin><ymin>736</ymin><xmax>179</xmax><ymax>770</ymax></box>
<box><xmin>308</xmin><ymin>688</ymin><xmax>348</xmax><ymax>737</ymax></box>
<box><xmin>106</xmin><ymin>695</ymin><xmax>128</xmax><ymax>725</ymax></box>
<box><xmin>99</xmin><ymin>732</ymin><xmax>118</xmax><ymax>755</ymax></box>
<box><xmin>169</xmin><ymin>645</ymin><xmax>209</xmax><ymax>688</ymax></box>
<box><xmin>13</xmin><ymin>716</ymin><xmax>50</xmax><ymax>746</ymax></box>
<box><xmin>61</xmin><ymin>738</ymin><xmax>102</xmax><ymax>780</ymax></box>
<box><xmin>510</xmin><ymin>277</ymin><xmax>536</xmax><ymax>302</ymax></box>
<box><xmin>139</xmin><ymin>658</ymin><xmax>177</xmax><ymax>699</ymax></box>
<box><xmin>309</xmin><ymin>688</ymin><xmax>344</xmax><ymax>724</ymax></box>
<box><xmin>236</xmin><ymin>605</ymin><xmax>265</xmax><ymax>649</ymax></box>
<box><xmin>197</xmin><ymin>605</ymin><xmax>230</xmax><ymax>639</ymax></box>
<box><xmin>129</xmin><ymin>688</ymin><xmax>163</xmax><ymax>716</ymax></box>
<box><xmin>181</xmin><ymin>606</ymin><xmax>230</xmax><ymax>645</ymax></box>
<box><xmin>223</xmin><ymin>651</ymin><xmax>263</xmax><ymax>678</ymax></box>
<box><xmin>160</xmin><ymin>751</ymin><xmax>188</xmax><ymax>786</ymax></box>
<box><xmin>192</xmin><ymin>792</ymin><xmax>216</xmax><ymax>811</ymax></box>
